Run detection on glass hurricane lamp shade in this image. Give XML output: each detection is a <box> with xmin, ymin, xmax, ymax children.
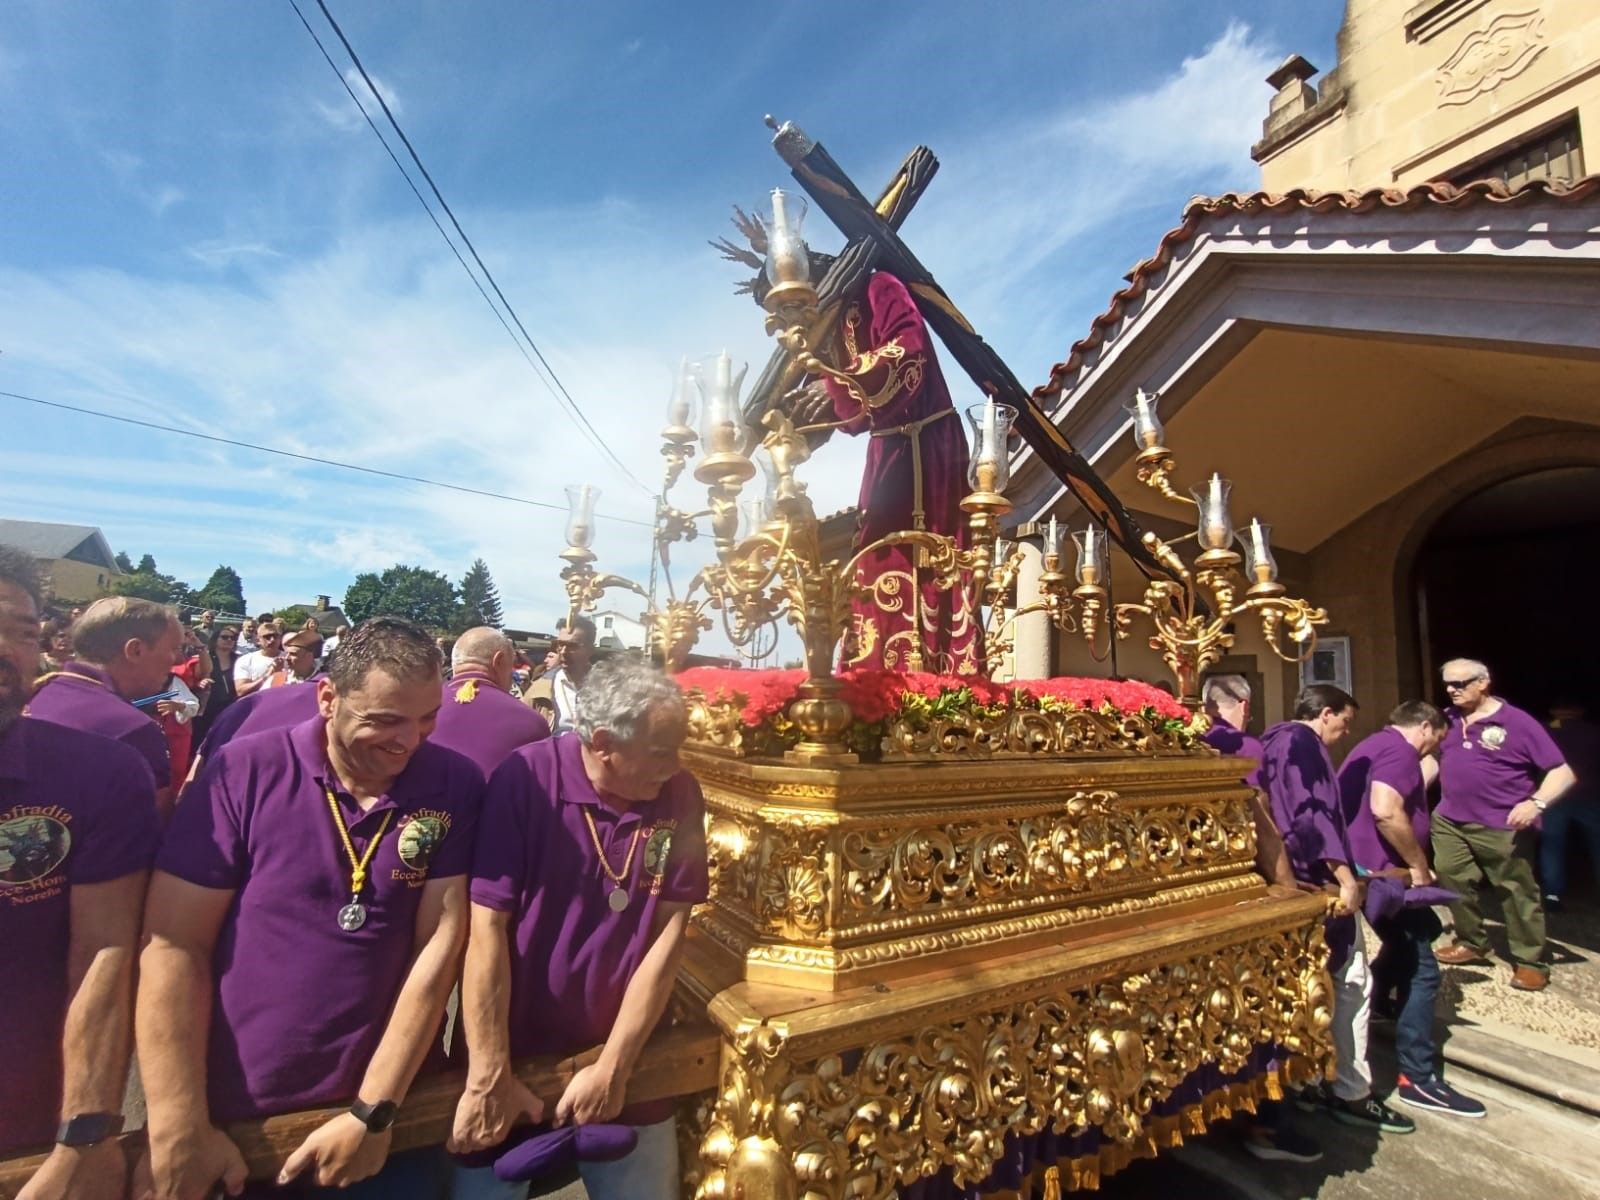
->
<box><xmin>1072</xmin><ymin>525</ymin><xmax>1108</xmax><ymax>588</ymax></box>
<box><xmin>763</xmin><ymin>188</ymin><xmax>812</xmax><ymax>289</ymax></box>
<box><xmin>664</xmin><ymin>357</ymin><xmax>695</xmax><ymax>434</ymax></box>
<box><xmin>1042</xmin><ymin>515</ymin><xmax>1063</xmax><ymax>561</ymax></box>
<box><xmin>1125</xmin><ymin>388</ymin><xmax>1166</xmax><ymax>452</ymax></box>
<box><xmin>754</xmin><ymin>445</ymin><xmax>780</xmax><ymax>504</ymax></box>
<box><xmin>737</xmin><ymin>495</ymin><xmax>774</xmax><ymax>541</ymax></box>
<box><xmin>1242</xmin><ymin>518</ymin><xmax>1279</xmax><ymax>585</ymax></box>
<box><xmin>563</xmin><ymin>484</ymin><xmax>600</xmax><ymax>552</ymax></box>
<box><xmin>693</xmin><ymin>351</ymin><xmax>749</xmax><ymax>457</ymax></box>
<box><xmin>965</xmin><ymin>398</ymin><xmax>1016</xmax><ymax>494</ymax></box>
<box><xmin>1192</xmin><ymin>473</ymin><xmax>1235</xmax><ymax>551</ymax></box>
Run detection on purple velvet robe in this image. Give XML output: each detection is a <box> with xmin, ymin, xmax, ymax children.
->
<box><xmin>824</xmin><ymin>271</ymin><xmax>979</xmax><ymax>674</ymax></box>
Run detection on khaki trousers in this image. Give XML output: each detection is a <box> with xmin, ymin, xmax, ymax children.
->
<box><xmin>1431</xmin><ymin>810</ymin><xmax>1547</xmax><ymax>973</ymax></box>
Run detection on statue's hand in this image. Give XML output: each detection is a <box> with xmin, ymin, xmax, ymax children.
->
<box><xmin>787</xmin><ymin>381</ymin><xmax>836</xmax><ymax>430</ymax></box>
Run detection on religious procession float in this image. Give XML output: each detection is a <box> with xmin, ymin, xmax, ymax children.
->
<box><xmin>559</xmin><ymin>118</ymin><xmax>1336</xmax><ymax>1199</ymax></box>
<box><xmin>0</xmin><ymin>119</ymin><xmax>1334</xmax><ymax>1200</ymax></box>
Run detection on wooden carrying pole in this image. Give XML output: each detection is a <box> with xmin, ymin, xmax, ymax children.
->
<box><xmin>0</xmin><ymin>1025</ymin><xmax>720</xmax><ymax>1197</ymax></box>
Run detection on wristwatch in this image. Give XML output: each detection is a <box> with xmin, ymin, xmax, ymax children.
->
<box><xmin>56</xmin><ymin>1112</ymin><xmax>124</xmax><ymax>1147</ymax></box>
<box><xmin>349</xmin><ymin>1098</ymin><xmax>399</xmax><ymax>1133</ymax></box>
<box><xmin>1532</xmin><ymin>797</ymin><xmax>1549</xmax><ymax>813</ymax></box>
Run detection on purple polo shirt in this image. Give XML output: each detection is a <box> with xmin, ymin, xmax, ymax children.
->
<box><xmin>1438</xmin><ymin>701</ymin><xmax>1566</xmax><ymax>828</ymax></box>
<box><xmin>1202</xmin><ymin>722</ymin><xmax>1263</xmax><ymax>788</ymax></box>
<box><xmin>429</xmin><ymin>670</ymin><xmax>550</xmax><ymax>777</ymax></box>
<box><xmin>1257</xmin><ymin>722</ymin><xmax>1353</xmax><ymax>885</ymax></box>
<box><xmin>469</xmin><ymin>733</ymin><xmax>708</xmax><ymax>1123</ymax></box>
<box><xmin>26</xmin><ymin>661</ymin><xmax>171</xmax><ymax>790</ymax></box>
<box><xmin>0</xmin><ymin>717</ymin><xmax>159</xmax><ymax>1153</ymax></box>
<box><xmin>1338</xmin><ymin>727</ymin><xmax>1426</xmax><ymax>873</ymax></box>
<box><xmin>156</xmin><ymin>716</ymin><xmax>483</xmax><ymax>1122</ymax></box>
<box><xmin>195</xmin><ymin>678</ymin><xmax>322</xmax><ymax>762</ymax></box>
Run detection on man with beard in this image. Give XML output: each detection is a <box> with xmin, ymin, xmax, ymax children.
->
<box><xmin>0</xmin><ymin>546</ymin><xmax>161</xmax><ymax>1195</ymax></box>
<box><xmin>137</xmin><ymin>618</ymin><xmax>482</xmax><ymax>1198</ymax></box>
<box><xmin>27</xmin><ymin>595</ymin><xmax>182</xmax><ymax>816</ymax></box>
<box><xmin>547</xmin><ymin>616</ymin><xmax>597</xmax><ymax>735</ymax></box>
<box><xmin>449</xmin><ymin>658</ymin><xmax>707</xmax><ymax>1200</ymax></box>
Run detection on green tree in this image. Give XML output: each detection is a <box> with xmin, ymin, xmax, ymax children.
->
<box><xmin>114</xmin><ymin>551</ymin><xmax>134</xmax><ymax>573</ymax></box>
<box><xmin>110</xmin><ymin>568</ymin><xmax>191</xmax><ymax>606</ymax></box>
<box><xmin>457</xmin><ymin>558</ymin><xmax>504</xmax><ymax>629</ymax></box>
<box><xmin>192</xmin><ymin>566</ymin><xmax>247</xmax><ymax>616</ymax></box>
<box><xmin>136</xmin><ymin>553</ymin><xmax>158</xmax><ymax>575</ymax></box>
<box><xmin>275</xmin><ymin>605</ymin><xmax>315</xmax><ymax>629</ymax></box>
<box><xmin>343</xmin><ymin>565</ymin><xmax>460</xmax><ymax>630</ymax></box>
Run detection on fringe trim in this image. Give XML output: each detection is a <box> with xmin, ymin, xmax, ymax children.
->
<box><xmin>964</xmin><ymin>1058</ymin><xmax>1306</xmax><ymax>1199</ymax></box>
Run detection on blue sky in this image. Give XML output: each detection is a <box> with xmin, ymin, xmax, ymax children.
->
<box><xmin>0</xmin><ymin>1</ymin><xmax>1342</xmax><ymax>630</ymax></box>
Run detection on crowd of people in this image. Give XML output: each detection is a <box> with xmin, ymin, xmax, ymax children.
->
<box><xmin>0</xmin><ymin>548</ymin><xmax>696</xmax><ymax>1200</ymax></box>
<box><xmin>1200</xmin><ymin>665</ymin><xmax>1592</xmax><ymax>1164</ymax></box>
<box><xmin>4</xmin><ymin>540</ymin><xmax>1595</xmax><ymax>1198</ymax></box>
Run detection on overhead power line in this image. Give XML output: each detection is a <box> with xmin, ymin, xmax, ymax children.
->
<box><xmin>0</xmin><ymin>389</ymin><xmax>653</xmax><ymax>528</ymax></box>
<box><xmin>291</xmin><ymin>0</ymin><xmax>653</xmax><ymax>495</ymax></box>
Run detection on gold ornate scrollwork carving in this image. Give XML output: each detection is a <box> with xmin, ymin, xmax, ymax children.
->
<box><xmin>696</xmin><ymin>926</ymin><xmax>1333</xmax><ymax>1200</ymax></box>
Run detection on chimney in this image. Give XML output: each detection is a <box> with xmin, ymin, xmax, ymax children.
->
<box><xmin>316</xmin><ymin>595</ymin><xmax>330</xmax><ymax>612</ymax></box>
<box><xmin>1263</xmin><ymin>55</ymin><xmax>1319</xmax><ymax>137</ymax></box>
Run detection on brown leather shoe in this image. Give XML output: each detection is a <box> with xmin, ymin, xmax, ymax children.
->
<box><xmin>1510</xmin><ymin>966</ymin><xmax>1550</xmax><ymax>991</ymax></box>
<box><xmin>1435</xmin><ymin>942</ymin><xmax>1490</xmax><ymax>966</ymax></box>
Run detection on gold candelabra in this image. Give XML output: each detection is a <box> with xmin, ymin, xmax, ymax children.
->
<box><xmin>999</xmin><ymin>389</ymin><xmax>1326</xmax><ymax>707</ymax></box>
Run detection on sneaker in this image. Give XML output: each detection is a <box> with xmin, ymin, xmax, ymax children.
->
<box><xmin>1331</xmin><ymin>1096</ymin><xmax>1416</xmax><ymax>1134</ymax></box>
<box><xmin>1244</xmin><ymin>1123</ymin><xmax>1324</xmax><ymax>1162</ymax></box>
<box><xmin>1544</xmin><ymin>894</ymin><xmax>1564</xmax><ymax>913</ymax></box>
<box><xmin>1396</xmin><ymin>1074</ymin><xmax>1487</xmax><ymax>1118</ymax></box>
<box><xmin>1292</xmin><ymin>1082</ymin><xmax>1329</xmax><ymax>1114</ymax></box>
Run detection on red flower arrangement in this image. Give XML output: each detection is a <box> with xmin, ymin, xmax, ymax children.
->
<box><xmin>675</xmin><ymin>666</ymin><xmax>1197</xmax><ymax>756</ymax></box>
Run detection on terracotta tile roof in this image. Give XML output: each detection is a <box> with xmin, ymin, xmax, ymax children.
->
<box><xmin>1033</xmin><ymin>174</ymin><xmax>1600</xmax><ymax>403</ymax></box>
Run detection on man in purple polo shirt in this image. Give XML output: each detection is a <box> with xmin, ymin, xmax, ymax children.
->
<box><xmin>1339</xmin><ymin>701</ymin><xmax>1485</xmax><ymax>1118</ymax></box>
<box><xmin>1258</xmin><ymin>684</ymin><xmax>1414</xmax><ymax>1136</ymax></box>
<box><xmin>27</xmin><ymin>595</ymin><xmax>181</xmax><ymax>816</ymax></box>
<box><xmin>450</xmin><ymin>657</ymin><xmax>707</xmax><ymax>1200</ymax></box>
<box><xmin>1200</xmin><ymin>675</ymin><xmax>1320</xmax><ymax>1163</ymax></box>
<box><xmin>1432</xmin><ymin>659</ymin><xmax>1575</xmax><ymax>992</ymax></box>
<box><xmin>0</xmin><ymin>547</ymin><xmax>161</xmax><ymax>1195</ymax></box>
<box><xmin>432</xmin><ymin>627</ymin><xmax>550</xmax><ymax>776</ymax></box>
<box><xmin>137</xmin><ymin>618</ymin><xmax>482</xmax><ymax>1199</ymax></box>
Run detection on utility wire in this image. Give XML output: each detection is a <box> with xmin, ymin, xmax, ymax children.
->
<box><xmin>0</xmin><ymin>389</ymin><xmax>654</xmax><ymax>528</ymax></box>
<box><xmin>299</xmin><ymin>0</ymin><xmax>652</xmax><ymax>495</ymax></box>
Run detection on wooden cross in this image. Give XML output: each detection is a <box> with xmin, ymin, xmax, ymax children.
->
<box><xmin>763</xmin><ymin>117</ymin><xmax>1166</xmax><ymax>579</ymax></box>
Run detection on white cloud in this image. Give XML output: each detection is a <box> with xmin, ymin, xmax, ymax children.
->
<box><xmin>2</xmin><ymin>22</ymin><xmax>1277</xmax><ymax>639</ymax></box>
<box><xmin>97</xmin><ymin>147</ymin><xmax>185</xmax><ymax>216</ymax></box>
<box><xmin>314</xmin><ymin>67</ymin><xmax>402</xmax><ymax>133</ymax></box>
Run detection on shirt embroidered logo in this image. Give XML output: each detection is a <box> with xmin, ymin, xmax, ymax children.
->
<box><xmin>643</xmin><ymin>827</ymin><xmax>673</xmax><ymax>878</ymax></box>
<box><xmin>0</xmin><ymin>812</ymin><xmax>71</xmax><ymax>887</ymax></box>
<box><xmin>1481</xmin><ymin>726</ymin><xmax>1507</xmax><ymax>750</ymax></box>
<box><xmin>398</xmin><ymin>816</ymin><xmax>446</xmax><ymax>872</ymax></box>
<box><xmin>454</xmin><ymin>680</ymin><xmax>480</xmax><ymax>704</ymax></box>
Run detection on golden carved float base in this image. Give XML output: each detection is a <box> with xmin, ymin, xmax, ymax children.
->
<box><xmin>683</xmin><ymin>887</ymin><xmax>1332</xmax><ymax>1200</ymax></box>
<box><xmin>688</xmin><ymin>747</ymin><xmax>1265</xmax><ymax>992</ymax></box>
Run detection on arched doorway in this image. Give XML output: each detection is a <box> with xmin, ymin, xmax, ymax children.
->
<box><xmin>1413</xmin><ymin>466</ymin><xmax>1600</xmax><ymax>715</ymax></box>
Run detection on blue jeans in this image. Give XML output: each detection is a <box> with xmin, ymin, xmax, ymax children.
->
<box><xmin>245</xmin><ymin>1145</ymin><xmax>450</xmax><ymax>1199</ymax></box>
<box><xmin>1540</xmin><ymin>800</ymin><xmax>1600</xmax><ymax>897</ymax></box>
<box><xmin>452</xmin><ymin>1117</ymin><xmax>679</xmax><ymax>1200</ymax></box>
<box><xmin>1371</xmin><ymin>907</ymin><xmax>1443</xmax><ymax>1083</ymax></box>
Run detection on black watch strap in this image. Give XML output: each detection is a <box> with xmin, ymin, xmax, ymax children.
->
<box><xmin>349</xmin><ymin>1098</ymin><xmax>399</xmax><ymax>1133</ymax></box>
<box><xmin>56</xmin><ymin>1112</ymin><xmax>125</xmax><ymax>1147</ymax></box>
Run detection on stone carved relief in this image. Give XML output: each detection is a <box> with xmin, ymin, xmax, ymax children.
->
<box><xmin>1436</xmin><ymin>8</ymin><xmax>1547</xmax><ymax>106</ymax></box>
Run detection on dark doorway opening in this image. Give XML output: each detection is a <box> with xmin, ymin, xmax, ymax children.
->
<box><xmin>1415</xmin><ymin>466</ymin><xmax>1600</xmax><ymax>718</ymax></box>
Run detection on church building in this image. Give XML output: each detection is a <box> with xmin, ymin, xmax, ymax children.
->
<box><xmin>1007</xmin><ymin>0</ymin><xmax>1600</xmax><ymax>736</ymax></box>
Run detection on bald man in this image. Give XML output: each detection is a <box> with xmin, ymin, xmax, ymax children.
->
<box><xmin>430</xmin><ymin>628</ymin><xmax>551</xmax><ymax>775</ymax></box>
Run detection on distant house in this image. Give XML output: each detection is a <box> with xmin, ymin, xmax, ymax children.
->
<box><xmin>0</xmin><ymin>519</ymin><xmax>123</xmax><ymax>603</ymax></box>
<box><xmin>591</xmin><ymin>607</ymin><xmax>648</xmax><ymax>652</ymax></box>
<box><xmin>300</xmin><ymin>595</ymin><xmax>349</xmax><ymax>634</ymax></box>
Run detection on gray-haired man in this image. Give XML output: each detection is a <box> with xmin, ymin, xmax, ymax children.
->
<box><xmin>452</xmin><ymin>657</ymin><xmax>707</xmax><ymax>1200</ymax></box>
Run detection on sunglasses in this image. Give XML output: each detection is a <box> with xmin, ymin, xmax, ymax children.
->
<box><xmin>1443</xmin><ymin>678</ymin><xmax>1483</xmax><ymax>690</ymax></box>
